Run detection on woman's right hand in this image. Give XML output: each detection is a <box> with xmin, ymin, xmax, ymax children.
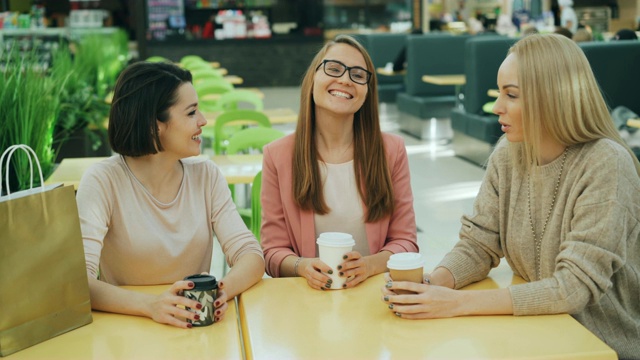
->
<box><xmin>144</xmin><ymin>280</ymin><xmax>204</xmax><ymax>328</ymax></box>
<box><xmin>298</xmin><ymin>258</ymin><xmax>334</xmax><ymax>290</ymax></box>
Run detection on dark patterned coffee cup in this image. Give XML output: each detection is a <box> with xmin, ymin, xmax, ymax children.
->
<box><xmin>183</xmin><ymin>274</ymin><xmax>218</xmax><ymax>326</ymax></box>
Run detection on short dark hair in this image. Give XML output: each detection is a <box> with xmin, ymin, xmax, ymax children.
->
<box><xmin>108</xmin><ymin>61</ymin><xmax>192</xmax><ymax>156</ymax></box>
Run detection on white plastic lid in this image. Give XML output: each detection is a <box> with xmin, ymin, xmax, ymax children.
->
<box><xmin>387</xmin><ymin>252</ymin><xmax>425</xmax><ymax>270</ymax></box>
<box><xmin>316</xmin><ymin>232</ymin><xmax>356</xmax><ymax>247</ymax></box>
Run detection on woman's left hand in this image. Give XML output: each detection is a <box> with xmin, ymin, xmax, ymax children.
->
<box><xmin>213</xmin><ymin>281</ymin><xmax>229</xmax><ymax>323</ymax></box>
<box><xmin>339</xmin><ymin>251</ymin><xmax>371</xmax><ymax>289</ymax></box>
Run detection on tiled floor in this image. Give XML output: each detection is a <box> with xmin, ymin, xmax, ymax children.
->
<box><xmin>211</xmin><ymin>87</ymin><xmax>491</xmax><ymax>278</ymax></box>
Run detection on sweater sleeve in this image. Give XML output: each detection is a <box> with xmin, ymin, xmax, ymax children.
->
<box><xmin>76</xmin><ymin>163</ymin><xmax>114</xmax><ymax>280</ymax></box>
<box><xmin>509</xmin><ymin>147</ymin><xmax>639</xmax><ymax>316</ymax></box>
<box><xmin>379</xmin><ymin>135</ymin><xmax>419</xmax><ymax>254</ymax></box>
<box><xmin>208</xmin><ymin>162</ymin><xmax>264</xmax><ymax>267</ymax></box>
<box><xmin>437</xmin><ymin>147</ymin><xmax>505</xmax><ymax>289</ymax></box>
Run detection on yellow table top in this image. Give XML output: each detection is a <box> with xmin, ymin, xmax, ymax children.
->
<box><xmin>376</xmin><ymin>67</ymin><xmax>406</xmax><ymax>76</ymax></box>
<box><xmin>10</xmin><ymin>285</ymin><xmax>243</xmax><ymax>360</ymax></box>
<box><xmin>488</xmin><ymin>89</ymin><xmax>500</xmax><ymax>98</ymax></box>
<box><xmin>422</xmin><ymin>74</ymin><xmax>466</xmax><ymax>86</ymax></box>
<box><xmin>627</xmin><ymin>118</ymin><xmax>640</xmax><ymax>128</ymax></box>
<box><xmin>46</xmin><ymin>154</ymin><xmax>263</xmax><ymax>190</ymax></box>
<box><xmin>224</xmin><ymin>75</ymin><xmax>243</xmax><ymax>85</ymax></box>
<box><xmin>238</xmin><ymin>269</ymin><xmax>616</xmax><ymax>360</ymax></box>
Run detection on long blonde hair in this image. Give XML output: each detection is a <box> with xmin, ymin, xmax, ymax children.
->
<box><xmin>508</xmin><ymin>34</ymin><xmax>640</xmax><ymax>175</ymax></box>
<box><xmin>292</xmin><ymin>35</ymin><xmax>394</xmax><ymax>222</ymax></box>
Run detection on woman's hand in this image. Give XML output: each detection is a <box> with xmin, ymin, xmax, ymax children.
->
<box><xmin>212</xmin><ymin>281</ymin><xmax>229</xmax><ymax>323</ymax></box>
<box><xmin>298</xmin><ymin>258</ymin><xmax>334</xmax><ymax>290</ymax></box>
<box><xmin>340</xmin><ymin>251</ymin><xmax>371</xmax><ymax>289</ymax></box>
<box><xmin>380</xmin><ymin>273</ymin><xmax>463</xmax><ymax>319</ymax></box>
<box><xmin>145</xmin><ymin>280</ymin><xmax>204</xmax><ymax>328</ymax></box>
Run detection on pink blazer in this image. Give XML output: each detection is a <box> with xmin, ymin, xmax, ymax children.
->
<box><xmin>260</xmin><ymin>132</ymin><xmax>418</xmax><ymax>277</ymax></box>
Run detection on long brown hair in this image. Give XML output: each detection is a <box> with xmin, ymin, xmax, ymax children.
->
<box><xmin>508</xmin><ymin>34</ymin><xmax>640</xmax><ymax>176</ymax></box>
<box><xmin>292</xmin><ymin>35</ymin><xmax>394</xmax><ymax>222</ymax></box>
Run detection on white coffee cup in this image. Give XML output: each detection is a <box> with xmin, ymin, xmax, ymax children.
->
<box><xmin>316</xmin><ymin>232</ymin><xmax>356</xmax><ymax>290</ymax></box>
<box><xmin>387</xmin><ymin>252</ymin><xmax>425</xmax><ymax>294</ymax></box>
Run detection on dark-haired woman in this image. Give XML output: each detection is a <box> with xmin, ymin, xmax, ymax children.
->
<box><xmin>76</xmin><ymin>62</ymin><xmax>264</xmax><ymax>328</ymax></box>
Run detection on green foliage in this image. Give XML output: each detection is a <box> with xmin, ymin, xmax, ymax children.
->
<box><xmin>0</xmin><ymin>47</ymin><xmax>59</xmax><ymax>191</ymax></box>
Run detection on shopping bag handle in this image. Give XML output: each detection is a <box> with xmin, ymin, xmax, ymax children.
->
<box><xmin>0</xmin><ymin>144</ymin><xmax>45</xmax><ymax>196</ymax></box>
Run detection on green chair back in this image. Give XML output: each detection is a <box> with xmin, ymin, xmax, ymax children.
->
<box><xmin>217</xmin><ymin>89</ymin><xmax>264</xmax><ymax>112</ymax></box>
<box><xmin>250</xmin><ymin>171</ymin><xmax>263</xmax><ymax>240</ymax></box>
<box><xmin>180</xmin><ymin>55</ymin><xmax>206</xmax><ymax>67</ymax></box>
<box><xmin>195</xmin><ymin>79</ymin><xmax>234</xmax><ymax>100</ymax></box>
<box><xmin>226</xmin><ymin>127</ymin><xmax>285</xmax><ymax>155</ymax></box>
<box><xmin>146</xmin><ymin>56</ymin><xmax>170</xmax><ymax>63</ymax></box>
<box><xmin>193</xmin><ymin>71</ymin><xmax>225</xmax><ymax>86</ymax></box>
<box><xmin>214</xmin><ymin>110</ymin><xmax>271</xmax><ymax>154</ymax></box>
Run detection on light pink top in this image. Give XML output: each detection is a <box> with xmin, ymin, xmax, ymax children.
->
<box><xmin>314</xmin><ymin>160</ymin><xmax>369</xmax><ymax>256</ymax></box>
<box><xmin>76</xmin><ymin>155</ymin><xmax>263</xmax><ymax>286</ymax></box>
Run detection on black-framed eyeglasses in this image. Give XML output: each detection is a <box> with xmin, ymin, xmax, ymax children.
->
<box><xmin>316</xmin><ymin>59</ymin><xmax>372</xmax><ymax>85</ymax></box>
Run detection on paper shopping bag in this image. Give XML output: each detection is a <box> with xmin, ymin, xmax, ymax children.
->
<box><xmin>0</xmin><ymin>146</ymin><xmax>92</xmax><ymax>357</ymax></box>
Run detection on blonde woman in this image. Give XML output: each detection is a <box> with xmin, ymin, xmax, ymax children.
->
<box><xmin>383</xmin><ymin>34</ymin><xmax>640</xmax><ymax>359</ymax></box>
<box><xmin>261</xmin><ymin>35</ymin><xmax>418</xmax><ymax>290</ymax></box>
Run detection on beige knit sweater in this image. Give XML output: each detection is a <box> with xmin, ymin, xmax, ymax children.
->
<box><xmin>438</xmin><ymin>138</ymin><xmax>640</xmax><ymax>359</ymax></box>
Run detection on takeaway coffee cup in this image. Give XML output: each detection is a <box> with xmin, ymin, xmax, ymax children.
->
<box><xmin>316</xmin><ymin>232</ymin><xmax>356</xmax><ymax>289</ymax></box>
<box><xmin>387</xmin><ymin>252</ymin><xmax>425</xmax><ymax>294</ymax></box>
<box><xmin>183</xmin><ymin>274</ymin><xmax>218</xmax><ymax>326</ymax></box>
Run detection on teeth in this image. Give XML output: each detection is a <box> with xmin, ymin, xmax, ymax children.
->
<box><xmin>192</xmin><ymin>135</ymin><xmax>200</xmax><ymax>140</ymax></box>
<box><xmin>329</xmin><ymin>90</ymin><xmax>352</xmax><ymax>99</ymax></box>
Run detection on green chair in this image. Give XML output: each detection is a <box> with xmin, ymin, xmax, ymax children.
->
<box><xmin>195</xmin><ymin>79</ymin><xmax>234</xmax><ymax>100</ymax></box>
<box><xmin>193</xmin><ymin>71</ymin><xmax>225</xmax><ymax>87</ymax></box>
<box><xmin>216</xmin><ymin>89</ymin><xmax>264</xmax><ymax>112</ymax></box>
<box><xmin>146</xmin><ymin>56</ymin><xmax>170</xmax><ymax>63</ymax></box>
<box><xmin>250</xmin><ymin>171</ymin><xmax>263</xmax><ymax>240</ymax></box>
<box><xmin>214</xmin><ymin>110</ymin><xmax>271</xmax><ymax>155</ymax></box>
<box><xmin>180</xmin><ymin>55</ymin><xmax>207</xmax><ymax>67</ymax></box>
<box><xmin>226</xmin><ymin>127</ymin><xmax>285</xmax><ymax>155</ymax></box>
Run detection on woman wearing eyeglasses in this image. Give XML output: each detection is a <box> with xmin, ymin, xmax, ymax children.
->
<box><xmin>260</xmin><ymin>35</ymin><xmax>418</xmax><ymax>290</ymax></box>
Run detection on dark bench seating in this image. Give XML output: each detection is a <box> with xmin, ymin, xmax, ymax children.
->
<box><xmin>352</xmin><ymin>33</ymin><xmax>408</xmax><ymax>103</ymax></box>
<box><xmin>450</xmin><ymin>36</ymin><xmax>516</xmax><ymax>166</ymax></box>
<box><xmin>580</xmin><ymin>41</ymin><xmax>640</xmax><ymax>115</ymax></box>
<box><xmin>397</xmin><ymin>34</ymin><xmax>470</xmax><ymax>140</ymax></box>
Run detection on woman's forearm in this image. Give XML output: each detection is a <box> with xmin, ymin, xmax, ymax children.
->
<box><xmin>221</xmin><ymin>253</ymin><xmax>265</xmax><ymax>299</ymax></box>
<box><xmin>457</xmin><ymin>288</ymin><xmax>513</xmax><ymax>316</ymax></box>
<box><xmin>88</xmin><ymin>277</ymin><xmax>154</xmax><ymax>317</ymax></box>
<box><xmin>365</xmin><ymin>250</ymin><xmax>393</xmax><ymax>277</ymax></box>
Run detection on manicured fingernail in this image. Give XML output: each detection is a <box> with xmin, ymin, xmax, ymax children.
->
<box><xmin>327</xmin><ymin>278</ymin><xmax>333</xmax><ymax>283</ymax></box>
<box><xmin>383</xmin><ymin>295</ymin><xmax>389</xmax><ymax>301</ymax></box>
<box><xmin>337</xmin><ymin>265</ymin><xmax>342</xmax><ymax>270</ymax></box>
<box><xmin>188</xmin><ymin>282</ymin><xmax>194</xmax><ymax>287</ymax></box>
<box><xmin>214</xmin><ymin>301</ymin><xmax>220</xmax><ymax>307</ymax></box>
<box><xmin>187</xmin><ymin>323</ymin><xmax>193</xmax><ymax>328</ymax></box>
<box><xmin>320</xmin><ymin>287</ymin><xmax>325</xmax><ymax>291</ymax></box>
<box><xmin>219</xmin><ymin>281</ymin><xmax>224</xmax><ymax>287</ymax></box>
<box><xmin>196</xmin><ymin>303</ymin><xmax>202</xmax><ymax>309</ymax></box>
<box><xmin>328</xmin><ymin>270</ymin><xmax>333</xmax><ymax>274</ymax></box>
<box><xmin>339</xmin><ymin>272</ymin><xmax>344</xmax><ymax>276</ymax></box>
<box><xmin>395</xmin><ymin>312</ymin><xmax>401</xmax><ymax>317</ymax></box>
<box><xmin>215</xmin><ymin>317</ymin><xmax>220</xmax><ymax>322</ymax></box>
<box><xmin>325</xmin><ymin>283</ymin><xmax>331</xmax><ymax>288</ymax></box>
<box><xmin>342</xmin><ymin>255</ymin><xmax>348</xmax><ymax>259</ymax></box>
<box><xmin>388</xmin><ymin>304</ymin><xmax>394</xmax><ymax>309</ymax></box>
<box><xmin>342</xmin><ymin>284</ymin><xmax>346</xmax><ymax>288</ymax></box>
<box><xmin>194</xmin><ymin>314</ymin><xmax>200</xmax><ymax>320</ymax></box>
<box><xmin>216</xmin><ymin>310</ymin><xmax>221</xmax><ymax>316</ymax></box>
<box><xmin>385</xmin><ymin>281</ymin><xmax>393</xmax><ymax>288</ymax></box>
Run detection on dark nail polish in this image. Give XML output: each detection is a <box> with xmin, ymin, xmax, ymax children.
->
<box><xmin>328</xmin><ymin>270</ymin><xmax>333</xmax><ymax>274</ymax></box>
<box><xmin>337</xmin><ymin>265</ymin><xmax>342</xmax><ymax>270</ymax></box>
<box><xmin>383</xmin><ymin>295</ymin><xmax>389</xmax><ymax>301</ymax></box>
<box><xmin>388</xmin><ymin>304</ymin><xmax>394</xmax><ymax>309</ymax></box>
<box><xmin>325</xmin><ymin>283</ymin><xmax>331</xmax><ymax>288</ymax></box>
<box><xmin>196</xmin><ymin>303</ymin><xmax>202</xmax><ymax>310</ymax></box>
<box><xmin>343</xmin><ymin>255</ymin><xmax>348</xmax><ymax>259</ymax></box>
<box><xmin>214</xmin><ymin>301</ymin><xmax>220</xmax><ymax>307</ymax></box>
<box><xmin>187</xmin><ymin>323</ymin><xmax>193</xmax><ymax>328</ymax></box>
<box><xmin>395</xmin><ymin>312</ymin><xmax>401</xmax><ymax>317</ymax></box>
<box><xmin>194</xmin><ymin>314</ymin><xmax>200</xmax><ymax>320</ymax></box>
<box><xmin>339</xmin><ymin>272</ymin><xmax>344</xmax><ymax>276</ymax></box>
<box><xmin>188</xmin><ymin>282</ymin><xmax>194</xmax><ymax>287</ymax></box>
<box><xmin>216</xmin><ymin>310</ymin><xmax>221</xmax><ymax>316</ymax></box>
<box><xmin>342</xmin><ymin>284</ymin><xmax>346</xmax><ymax>288</ymax></box>
<box><xmin>320</xmin><ymin>287</ymin><xmax>325</xmax><ymax>291</ymax></box>
<box><xmin>385</xmin><ymin>281</ymin><xmax>393</xmax><ymax>288</ymax></box>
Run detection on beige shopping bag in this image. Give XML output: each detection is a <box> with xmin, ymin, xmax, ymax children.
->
<box><xmin>0</xmin><ymin>145</ymin><xmax>92</xmax><ymax>357</ymax></box>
